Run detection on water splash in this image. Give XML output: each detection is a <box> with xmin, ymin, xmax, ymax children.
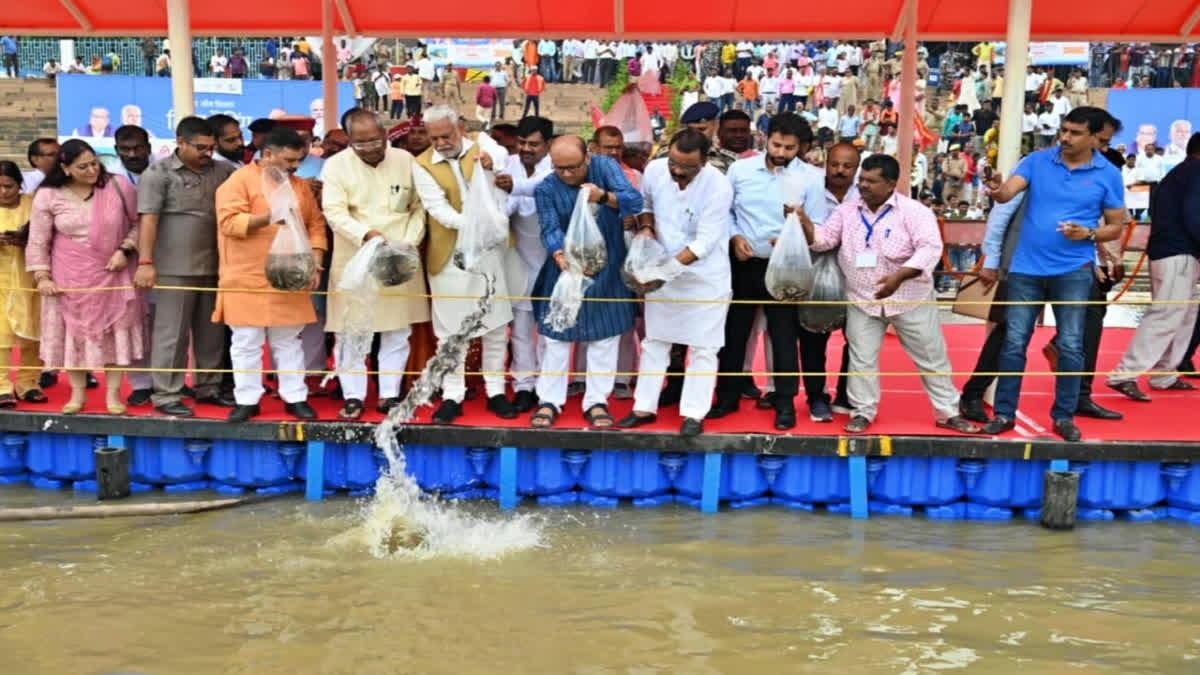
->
<box><xmin>345</xmin><ymin>273</ymin><xmax>545</xmax><ymax>560</ymax></box>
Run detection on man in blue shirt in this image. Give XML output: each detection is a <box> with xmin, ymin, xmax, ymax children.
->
<box><xmin>981</xmin><ymin>106</ymin><xmax>1127</xmax><ymax>441</ymax></box>
<box><xmin>706</xmin><ymin>113</ymin><xmax>828</xmax><ymax>429</ymax></box>
<box><xmin>1</xmin><ymin>36</ymin><xmax>17</xmax><ymax>79</ymax></box>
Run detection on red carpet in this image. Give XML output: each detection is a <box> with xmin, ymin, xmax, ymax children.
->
<box><xmin>8</xmin><ymin>326</ymin><xmax>1195</xmax><ymax>444</ymax></box>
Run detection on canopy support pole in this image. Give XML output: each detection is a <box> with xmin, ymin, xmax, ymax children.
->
<box><xmin>997</xmin><ymin>0</ymin><xmax>1032</xmax><ymax>176</ymax></box>
<box><xmin>166</xmin><ymin>0</ymin><xmax>194</xmax><ymax>118</ymax></box>
<box><xmin>896</xmin><ymin>0</ymin><xmax>918</xmax><ymax>194</ymax></box>
<box><xmin>322</xmin><ymin>0</ymin><xmax>337</xmax><ymax>136</ymax></box>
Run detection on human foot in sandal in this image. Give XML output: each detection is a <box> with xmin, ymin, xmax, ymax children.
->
<box><xmin>936</xmin><ymin>415</ymin><xmax>981</xmax><ymax>434</ymax></box>
<box><xmin>584</xmin><ymin>403</ymin><xmax>615</xmax><ymax>430</ymax></box>
<box><xmin>338</xmin><ymin>398</ymin><xmax>365</xmax><ymax>420</ymax></box>
<box><xmin>530</xmin><ymin>402</ymin><xmax>560</xmax><ymax>428</ymax></box>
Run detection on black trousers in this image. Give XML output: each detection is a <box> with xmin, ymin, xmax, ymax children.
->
<box><xmin>962</xmin><ymin>276</ymin><xmax>1108</xmax><ymax>401</ymax></box>
<box><xmin>714</xmin><ymin>256</ymin><xmax>800</xmax><ymax>405</ymax></box>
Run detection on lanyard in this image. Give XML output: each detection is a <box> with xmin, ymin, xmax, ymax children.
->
<box><xmin>859</xmin><ymin>204</ymin><xmax>892</xmax><ymax>249</ymax></box>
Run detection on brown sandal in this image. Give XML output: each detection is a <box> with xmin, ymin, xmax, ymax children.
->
<box><xmin>337</xmin><ymin>398</ymin><xmax>365</xmax><ymax>420</ymax></box>
<box><xmin>584</xmin><ymin>403</ymin><xmax>615</xmax><ymax>429</ymax></box>
<box><xmin>936</xmin><ymin>415</ymin><xmax>981</xmax><ymax>434</ymax></box>
<box><xmin>530</xmin><ymin>402</ymin><xmax>560</xmax><ymax>428</ymax></box>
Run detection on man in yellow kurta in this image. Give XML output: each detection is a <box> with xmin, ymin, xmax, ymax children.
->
<box><xmin>214</xmin><ymin>127</ymin><xmax>328</xmax><ymax>422</ymax></box>
<box><xmin>322</xmin><ymin>109</ymin><xmax>430</xmax><ymax>419</ymax></box>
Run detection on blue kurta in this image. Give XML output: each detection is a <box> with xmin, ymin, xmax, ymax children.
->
<box><xmin>532</xmin><ymin>155</ymin><xmax>642</xmax><ymax>342</ymax></box>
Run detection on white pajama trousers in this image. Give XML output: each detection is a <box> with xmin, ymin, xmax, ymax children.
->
<box><xmin>510</xmin><ymin>308</ymin><xmax>545</xmax><ymax>393</ymax></box>
<box><xmin>231</xmin><ymin>324</ymin><xmax>307</xmax><ymax>405</ymax></box>
<box><xmin>442</xmin><ymin>325</ymin><xmax>508</xmax><ymax>403</ymax></box>
<box><xmin>538</xmin><ymin>335</ymin><xmax>619</xmax><ymax>410</ymax></box>
<box><xmin>336</xmin><ymin>327</ymin><xmax>412</xmax><ymax>402</ymax></box>
<box><xmin>633</xmin><ymin>337</ymin><xmax>719</xmax><ymax>420</ymax></box>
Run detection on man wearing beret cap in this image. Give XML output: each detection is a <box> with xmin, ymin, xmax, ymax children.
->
<box><xmin>652</xmin><ymin>102</ymin><xmax>738</xmax><ymax>174</ymax></box>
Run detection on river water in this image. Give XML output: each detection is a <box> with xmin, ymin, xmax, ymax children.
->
<box><xmin>1</xmin><ymin>484</ymin><xmax>1197</xmax><ymax>674</ymax></box>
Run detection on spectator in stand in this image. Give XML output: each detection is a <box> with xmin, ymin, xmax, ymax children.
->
<box><xmin>213</xmin><ymin>128</ymin><xmax>327</xmax><ymax>423</ymax></box>
<box><xmin>416</xmin><ymin>51</ymin><xmax>436</xmax><ymax>101</ymax></box>
<box><xmin>817</xmin><ymin>98</ymin><xmax>839</xmax><ymax>146</ymax></box>
<box><xmin>861</xmin><ymin>98</ymin><xmax>880</xmax><ymax>150</ymax></box>
<box><xmin>401</xmin><ymin>65</ymin><xmax>423</xmax><ymax>120</ymax></box>
<box><xmin>475</xmin><ymin>76</ymin><xmax>497</xmax><ymax>129</ymax></box>
<box><xmin>372</xmin><ymin>65</ymin><xmax>391</xmax><ymax>114</ymax></box>
<box><xmin>228</xmin><ymin>48</ymin><xmax>248</xmax><ymax>79</ymax></box>
<box><xmin>210</xmin><ymin>48</ymin><xmax>228</xmax><ymax>78</ymax></box>
<box><xmin>778</xmin><ymin>68</ymin><xmax>797</xmax><ymax>113</ymax></box>
<box><xmin>389</xmin><ymin>72</ymin><xmax>405</xmax><ymax>119</ymax></box>
<box><xmin>736</xmin><ymin>72</ymin><xmax>760</xmax><ymax>118</ymax></box>
<box><xmin>522</xmin><ymin>66</ymin><xmax>546</xmax><ymax>118</ymax></box>
<box><xmin>537</xmin><ymin>39</ymin><xmax>558</xmax><ymax>82</ymax></box>
<box><xmin>42</xmin><ymin>59</ymin><xmax>60</xmax><ymax>84</ymax></box>
<box><xmin>291</xmin><ymin>46</ymin><xmax>310</xmax><ymax>80</ymax></box>
<box><xmin>837</xmin><ymin>104</ymin><xmax>861</xmax><ymax>143</ymax></box>
<box><xmin>1</xmin><ymin>36</ymin><xmax>18</xmax><ymax>78</ymax></box>
<box><xmin>491</xmin><ymin>61</ymin><xmax>510</xmax><ymax>121</ymax></box>
<box><xmin>28</xmin><ymin>139</ymin><xmax>146</xmax><ymax>415</ymax></box>
<box><xmin>0</xmin><ymin>160</ymin><xmax>44</xmax><ymax>407</ymax></box>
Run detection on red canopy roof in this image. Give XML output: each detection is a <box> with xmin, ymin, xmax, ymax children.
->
<box><xmin>8</xmin><ymin>0</ymin><xmax>1200</xmax><ymax>40</ymax></box>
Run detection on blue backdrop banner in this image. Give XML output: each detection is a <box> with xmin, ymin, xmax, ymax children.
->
<box><xmin>1106</xmin><ymin>89</ymin><xmax>1196</xmax><ymax>173</ymax></box>
<box><xmin>56</xmin><ymin>74</ymin><xmax>354</xmax><ymax>154</ymax></box>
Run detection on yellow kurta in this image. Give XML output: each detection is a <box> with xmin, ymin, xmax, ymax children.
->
<box><xmin>0</xmin><ymin>195</ymin><xmax>40</xmax><ymax>345</ymax></box>
<box><xmin>213</xmin><ymin>162</ymin><xmax>328</xmax><ymax>327</ymax></box>
<box><xmin>321</xmin><ymin>146</ymin><xmax>431</xmax><ymax>332</ymax></box>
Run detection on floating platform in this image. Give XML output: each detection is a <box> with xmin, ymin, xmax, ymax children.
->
<box><xmin>0</xmin><ymin>324</ymin><xmax>1197</xmax><ymax>524</ymax></box>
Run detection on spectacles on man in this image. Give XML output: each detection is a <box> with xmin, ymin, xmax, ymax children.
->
<box><xmin>184</xmin><ymin>140</ymin><xmax>216</xmax><ymax>153</ymax></box>
<box><xmin>553</xmin><ymin>159</ymin><xmax>586</xmax><ymax>173</ymax></box>
<box><xmin>667</xmin><ymin>158</ymin><xmax>701</xmax><ymax>175</ymax></box>
<box><xmin>350</xmin><ymin>139</ymin><xmax>385</xmax><ymax>151</ymax></box>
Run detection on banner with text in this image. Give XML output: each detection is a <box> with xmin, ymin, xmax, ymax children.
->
<box><xmin>56</xmin><ymin>74</ymin><xmax>355</xmax><ymax>155</ymax></box>
<box><xmin>422</xmin><ymin>38</ymin><xmax>514</xmax><ymax>67</ymax></box>
<box><xmin>1106</xmin><ymin>88</ymin><xmax>1198</xmax><ymax>174</ymax></box>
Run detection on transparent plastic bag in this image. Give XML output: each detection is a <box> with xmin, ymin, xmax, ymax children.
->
<box><xmin>454</xmin><ymin>165</ymin><xmax>509</xmax><ymax>271</ymax></box>
<box><xmin>765</xmin><ymin>212</ymin><xmax>815</xmax><ymax>301</ymax></box>
<box><xmin>546</xmin><ymin>268</ymin><xmax>594</xmax><ymax>332</ymax></box>
<box><xmin>621</xmin><ymin>234</ymin><xmax>682</xmax><ymax>294</ymax></box>
<box><xmin>604</xmin><ymin>90</ymin><xmax>654</xmax><ymax>144</ymax></box>
<box><xmin>262</xmin><ymin>167</ymin><xmax>316</xmax><ymax>291</ymax></box>
<box><xmin>327</xmin><ymin>237</ymin><xmax>385</xmax><ymax>386</ymax></box>
<box><xmin>563</xmin><ymin>190</ymin><xmax>607</xmax><ymax>277</ymax></box>
<box><xmin>370</xmin><ymin>240</ymin><xmax>419</xmax><ymax>287</ymax></box>
<box><xmin>797</xmin><ymin>251</ymin><xmax>847</xmax><ymax>333</ymax></box>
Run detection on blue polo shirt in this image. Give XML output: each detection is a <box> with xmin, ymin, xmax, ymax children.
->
<box><xmin>1009</xmin><ymin>146</ymin><xmax>1124</xmax><ymax>276</ymax></box>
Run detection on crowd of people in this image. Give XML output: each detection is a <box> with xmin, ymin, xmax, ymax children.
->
<box><xmin>3</xmin><ymin>91</ymin><xmax>1199</xmax><ymax>442</ymax></box>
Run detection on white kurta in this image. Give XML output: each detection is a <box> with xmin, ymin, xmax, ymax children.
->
<box><xmin>321</xmin><ymin>145</ymin><xmax>430</xmax><ymax>332</ymax></box>
<box><xmin>502</xmin><ymin>153</ymin><xmax>553</xmax><ymax>312</ymax></box>
<box><xmin>639</xmin><ymin>159</ymin><xmax>733</xmax><ymax>349</ymax></box>
<box><xmin>413</xmin><ymin>136</ymin><xmax>514</xmax><ymax>339</ymax></box>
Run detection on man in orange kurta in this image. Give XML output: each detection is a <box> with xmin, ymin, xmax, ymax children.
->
<box><xmin>214</xmin><ymin>127</ymin><xmax>328</xmax><ymax>422</ymax></box>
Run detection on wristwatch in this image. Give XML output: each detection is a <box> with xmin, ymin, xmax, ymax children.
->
<box><xmin>1086</xmin><ymin>228</ymin><xmax>1097</xmax><ymax>242</ymax></box>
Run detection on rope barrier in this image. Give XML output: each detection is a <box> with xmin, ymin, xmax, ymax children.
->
<box><xmin>0</xmin><ymin>284</ymin><xmax>1182</xmax><ymax>307</ymax></box>
<box><xmin>10</xmin><ymin>365</ymin><xmax>1194</xmax><ymax>378</ymax></box>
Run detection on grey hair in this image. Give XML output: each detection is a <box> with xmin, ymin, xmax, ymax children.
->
<box><xmin>345</xmin><ymin>109</ymin><xmax>385</xmax><ymax>136</ymax></box>
<box><xmin>423</xmin><ymin>104</ymin><xmax>459</xmax><ymax>127</ymax></box>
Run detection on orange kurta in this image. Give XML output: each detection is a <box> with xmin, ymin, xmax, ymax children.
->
<box><xmin>213</xmin><ymin>162</ymin><xmax>328</xmax><ymax>327</ymax></box>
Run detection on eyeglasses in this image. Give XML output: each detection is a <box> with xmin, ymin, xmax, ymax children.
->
<box><xmin>350</xmin><ymin>139</ymin><xmax>385</xmax><ymax>151</ymax></box>
<box><xmin>667</xmin><ymin>158</ymin><xmax>702</xmax><ymax>174</ymax></box>
<box><xmin>553</xmin><ymin>159</ymin><xmax>587</xmax><ymax>173</ymax></box>
<box><xmin>184</xmin><ymin>141</ymin><xmax>216</xmax><ymax>153</ymax></box>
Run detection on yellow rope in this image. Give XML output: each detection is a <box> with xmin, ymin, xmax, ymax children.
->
<box><xmin>1</xmin><ymin>284</ymin><xmax>1187</xmax><ymax>307</ymax></box>
<box><xmin>10</xmin><ymin>366</ymin><xmax>1193</xmax><ymax>378</ymax></box>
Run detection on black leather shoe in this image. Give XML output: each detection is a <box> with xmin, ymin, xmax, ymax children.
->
<box><xmin>658</xmin><ymin>384</ymin><xmax>683</xmax><ymax>408</ymax></box>
<box><xmin>1075</xmin><ymin>397</ymin><xmax>1122</xmax><ymax>420</ymax></box>
<box><xmin>705</xmin><ymin>396</ymin><xmax>739</xmax><ymax>419</ymax></box>
<box><xmin>959</xmin><ymin>397</ymin><xmax>990</xmax><ymax>424</ymax></box>
<box><xmin>228</xmin><ymin>404</ymin><xmax>260</xmax><ymax>423</ymax></box>
<box><xmin>195</xmin><ymin>393</ymin><xmax>237</xmax><ymax>408</ymax></box>
<box><xmin>38</xmin><ymin>371</ymin><xmax>57</xmax><ymax>389</ymax></box>
<box><xmin>982</xmin><ymin>415</ymin><xmax>1016</xmax><ymax>434</ymax></box>
<box><xmin>680</xmin><ymin>417</ymin><xmax>704</xmax><ymax>436</ymax></box>
<box><xmin>755</xmin><ymin>391</ymin><xmax>776</xmax><ymax>410</ymax></box>
<box><xmin>487</xmin><ymin>394</ymin><xmax>518</xmax><ymax>419</ymax></box>
<box><xmin>126</xmin><ymin>388</ymin><xmax>152</xmax><ymax>406</ymax></box>
<box><xmin>1053</xmin><ymin>418</ymin><xmax>1082</xmax><ymax>442</ymax></box>
<box><xmin>154</xmin><ymin>402</ymin><xmax>194</xmax><ymax>417</ymax></box>
<box><xmin>774</xmin><ymin>406</ymin><xmax>796</xmax><ymax>430</ymax></box>
<box><xmin>617</xmin><ymin>412</ymin><xmax>657</xmax><ymax>429</ymax></box>
<box><xmin>86</xmin><ymin>373</ymin><xmax>99</xmax><ymax>389</ymax></box>
<box><xmin>741</xmin><ymin>381</ymin><xmax>762</xmax><ymax>400</ymax></box>
<box><xmin>285</xmin><ymin>401</ymin><xmax>318</xmax><ymax>420</ymax></box>
<box><xmin>376</xmin><ymin>397</ymin><xmax>400</xmax><ymax>414</ymax></box>
<box><xmin>432</xmin><ymin>399</ymin><xmax>463</xmax><ymax>424</ymax></box>
<box><xmin>181</xmin><ymin>385</ymin><xmax>195</xmax><ymax>398</ymax></box>
<box><xmin>512</xmin><ymin>390</ymin><xmax>538</xmax><ymax>413</ymax></box>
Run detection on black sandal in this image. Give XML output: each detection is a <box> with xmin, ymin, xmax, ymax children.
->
<box><xmin>0</xmin><ymin>394</ymin><xmax>15</xmax><ymax>409</ymax></box>
<box><xmin>530</xmin><ymin>402</ymin><xmax>560</xmax><ymax>428</ymax></box>
<box><xmin>584</xmin><ymin>403</ymin><xmax>615</xmax><ymax>429</ymax></box>
<box><xmin>22</xmin><ymin>389</ymin><xmax>47</xmax><ymax>404</ymax></box>
<box><xmin>337</xmin><ymin>398</ymin><xmax>365</xmax><ymax>420</ymax></box>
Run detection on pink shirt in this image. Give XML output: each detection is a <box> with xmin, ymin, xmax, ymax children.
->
<box><xmin>811</xmin><ymin>191</ymin><xmax>942</xmax><ymax>318</ymax></box>
<box><xmin>778</xmin><ymin>77</ymin><xmax>795</xmax><ymax>94</ymax></box>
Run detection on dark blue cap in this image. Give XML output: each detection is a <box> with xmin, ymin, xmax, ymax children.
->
<box><xmin>680</xmin><ymin>101</ymin><xmax>720</xmax><ymax>124</ymax></box>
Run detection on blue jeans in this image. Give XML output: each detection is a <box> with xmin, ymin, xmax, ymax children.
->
<box><xmin>994</xmin><ymin>265</ymin><xmax>1094</xmax><ymax>421</ymax></box>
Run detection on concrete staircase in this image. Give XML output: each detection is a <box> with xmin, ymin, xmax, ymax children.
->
<box><xmin>428</xmin><ymin>81</ymin><xmax>605</xmax><ymax>133</ymax></box>
<box><xmin>0</xmin><ymin>79</ymin><xmax>59</xmax><ymax>166</ymax></box>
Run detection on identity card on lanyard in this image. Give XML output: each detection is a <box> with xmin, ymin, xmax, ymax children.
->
<box><xmin>855</xmin><ymin>204</ymin><xmax>892</xmax><ymax>268</ymax></box>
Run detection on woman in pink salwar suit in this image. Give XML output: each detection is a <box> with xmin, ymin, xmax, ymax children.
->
<box><xmin>27</xmin><ymin>139</ymin><xmax>146</xmax><ymax>415</ymax></box>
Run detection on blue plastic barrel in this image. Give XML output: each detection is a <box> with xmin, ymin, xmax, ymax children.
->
<box><xmin>578</xmin><ymin>450</ymin><xmax>672</xmax><ymax>498</ymax></box>
<box><xmin>964</xmin><ymin>459</ymin><xmax>1049</xmax><ymax>508</ymax></box>
<box><xmin>1076</xmin><ymin>461</ymin><xmax>1165</xmax><ymax>510</ymax></box>
<box><xmin>868</xmin><ymin>456</ymin><xmax>965</xmax><ymax>506</ymax></box>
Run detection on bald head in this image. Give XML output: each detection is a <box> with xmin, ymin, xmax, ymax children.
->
<box><xmin>826</xmin><ymin>142</ymin><xmax>860</xmax><ymax>193</ymax></box>
<box><xmin>550</xmin><ymin>135</ymin><xmax>589</xmax><ymax>187</ymax></box>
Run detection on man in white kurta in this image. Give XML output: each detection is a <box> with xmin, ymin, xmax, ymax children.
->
<box><xmin>412</xmin><ymin>105</ymin><xmax>516</xmax><ymax>423</ymax></box>
<box><xmin>322</xmin><ymin>110</ymin><xmax>430</xmax><ymax>419</ymax></box>
<box><xmin>496</xmin><ymin>116</ymin><xmax>554</xmax><ymax>413</ymax></box>
<box><xmin>616</xmin><ymin>130</ymin><xmax>733</xmax><ymax>436</ymax></box>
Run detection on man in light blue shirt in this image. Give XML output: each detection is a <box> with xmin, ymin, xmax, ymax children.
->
<box><xmin>1</xmin><ymin>36</ymin><xmax>17</xmax><ymax>79</ymax></box>
<box><xmin>537</xmin><ymin>39</ymin><xmax>558</xmax><ymax>82</ymax></box>
<box><xmin>708</xmin><ymin>113</ymin><xmax>827</xmax><ymax>430</ymax></box>
<box><xmin>490</xmin><ymin>61</ymin><xmax>509</xmax><ymax>121</ymax></box>
<box><xmin>981</xmin><ymin>106</ymin><xmax>1126</xmax><ymax>441</ymax></box>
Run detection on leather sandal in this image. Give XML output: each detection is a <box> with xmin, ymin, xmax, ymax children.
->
<box><xmin>530</xmin><ymin>402</ymin><xmax>560</xmax><ymax>428</ymax></box>
<box><xmin>338</xmin><ymin>398</ymin><xmax>365</xmax><ymax>420</ymax></box>
<box><xmin>936</xmin><ymin>415</ymin><xmax>981</xmax><ymax>434</ymax></box>
<box><xmin>584</xmin><ymin>403</ymin><xmax>615</xmax><ymax>429</ymax></box>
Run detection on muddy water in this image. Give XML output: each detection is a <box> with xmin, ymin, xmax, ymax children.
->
<box><xmin>1</xmin><ymin>486</ymin><xmax>1197</xmax><ymax>674</ymax></box>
